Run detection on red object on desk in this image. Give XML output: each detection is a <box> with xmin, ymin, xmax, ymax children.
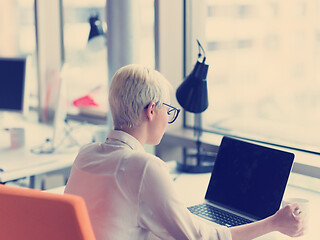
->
<box><xmin>73</xmin><ymin>95</ymin><xmax>98</xmax><ymax>107</ymax></box>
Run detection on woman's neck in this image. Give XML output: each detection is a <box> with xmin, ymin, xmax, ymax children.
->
<box><xmin>116</xmin><ymin>124</ymin><xmax>147</xmax><ymax>146</ymax></box>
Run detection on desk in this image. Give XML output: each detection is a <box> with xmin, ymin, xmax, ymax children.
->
<box><xmin>48</xmin><ymin>161</ymin><xmax>320</xmax><ymax>239</ymax></box>
<box><xmin>0</xmin><ymin>117</ymin><xmax>87</xmax><ymax>189</ymax></box>
<box><xmin>0</xmin><ymin>147</ymin><xmax>76</xmax><ymax>188</ymax></box>
<box><xmin>168</xmin><ymin>161</ymin><xmax>320</xmax><ymax>240</ymax></box>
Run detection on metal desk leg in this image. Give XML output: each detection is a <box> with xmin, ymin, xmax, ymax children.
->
<box><xmin>30</xmin><ymin>174</ymin><xmax>45</xmax><ymax>189</ymax></box>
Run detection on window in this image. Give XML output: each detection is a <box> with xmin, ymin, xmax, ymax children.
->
<box><xmin>62</xmin><ymin>0</ymin><xmax>107</xmax><ymax>121</ymax></box>
<box><xmin>63</xmin><ymin>0</ymin><xmax>106</xmax><ymax>63</ymax></box>
<box><xmin>62</xmin><ymin>0</ymin><xmax>155</xmax><ymax>122</ymax></box>
<box><xmin>185</xmin><ymin>0</ymin><xmax>320</xmax><ymax>154</ymax></box>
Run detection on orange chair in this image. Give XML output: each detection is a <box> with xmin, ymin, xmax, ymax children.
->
<box><xmin>0</xmin><ymin>184</ymin><xmax>96</xmax><ymax>240</ymax></box>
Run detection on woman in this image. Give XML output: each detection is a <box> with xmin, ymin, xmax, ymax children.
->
<box><xmin>65</xmin><ymin>64</ymin><xmax>305</xmax><ymax>240</ymax></box>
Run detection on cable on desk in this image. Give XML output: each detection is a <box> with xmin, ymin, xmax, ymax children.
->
<box><xmin>30</xmin><ymin>118</ymin><xmax>85</xmax><ymax>154</ymax></box>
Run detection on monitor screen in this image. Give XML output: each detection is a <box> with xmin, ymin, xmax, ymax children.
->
<box><xmin>0</xmin><ymin>57</ymin><xmax>27</xmax><ymax>112</ymax></box>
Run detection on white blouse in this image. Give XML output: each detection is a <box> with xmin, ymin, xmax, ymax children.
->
<box><xmin>64</xmin><ymin>130</ymin><xmax>232</xmax><ymax>240</ymax></box>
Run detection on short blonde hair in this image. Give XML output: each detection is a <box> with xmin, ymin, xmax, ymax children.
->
<box><xmin>108</xmin><ymin>64</ymin><xmax>172</xmax><ymax>129</ymax></box>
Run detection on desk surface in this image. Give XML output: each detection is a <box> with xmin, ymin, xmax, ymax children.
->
<box><xmin>168</xmin><ymin>161</ymin><xmax>320</xmax><ymax>240</ymax></box>
<box><xmin>176</xmin><ymin>176</ymin><xmax>319</xmax><ymax>239</ymax></box>
<box><xmin>48</xmin><ymin>161</ymin><xmax>320</xmax><ymax>240</ymax></box>
<box><xmin>0</xmin><ymin>147</ymin><xmax>76</xmax><ymax>183</ymax></box>
<box><xmin>0</xmin><ymin>116</ymin><xmax>96</xmax><ymax>185</ymax></box>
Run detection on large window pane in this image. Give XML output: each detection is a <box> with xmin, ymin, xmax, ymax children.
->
<box><xmin>62</xmin><ymin>0</ymin><xmax>155</xmax><ymax>122</ymax></box>
<box><xmin>139</xmin><ymin>0</ymin><xmax>155</xmax><ymax>67</ymax></box>
<box><xmin>187</xmin><ymin>0</ymin><xmax>320</xmax><ymax>153</ymax></box>
<box><xmin>62</xmin><ymin>0</ymin><xmax>108</xmax><ymax>122</ymax></box>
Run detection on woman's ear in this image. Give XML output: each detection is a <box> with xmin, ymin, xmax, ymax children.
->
<box><xmin>145</xmin><ymin>102</ymin><xmax>156</xmax><ymax>121</ymax></box>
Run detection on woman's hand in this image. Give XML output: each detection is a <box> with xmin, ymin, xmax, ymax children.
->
<box><xmin>270</xmin><ymin>203</ymin><xmax>306</xmax><ymax>237</ymax></box>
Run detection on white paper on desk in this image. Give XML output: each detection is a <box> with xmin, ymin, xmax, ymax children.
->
<box><xmin>0</xmin><ymin>150</ymin><xmax>55</xmax><ymax>172</ymax></box>
<box><xmin>173</xmin><ymin>173</ymin><xmax>211</xmax><ymax>206</ymax></box>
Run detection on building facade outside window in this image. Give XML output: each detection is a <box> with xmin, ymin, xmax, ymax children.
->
<box><xmin>185</xmin><ymin>0</ymin><xmax>320</xmax><ymax>154</ymax></box>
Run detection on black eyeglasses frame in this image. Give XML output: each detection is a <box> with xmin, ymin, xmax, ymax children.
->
<box><xmin>144</xmin><ymin>102</ymin><xmax>180</xmax><ymax>124</ymax></box>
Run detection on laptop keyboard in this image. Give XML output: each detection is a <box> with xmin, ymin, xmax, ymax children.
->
<box><xmin>188</xmin><ymin>203</ymin><xmax>253</xmax><ymax>227</ymax></box>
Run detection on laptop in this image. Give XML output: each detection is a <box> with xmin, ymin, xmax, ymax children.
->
<box><xmin>188</xmin><ymin>136</ymin><xmax>295</xmax><ymax>227</ymax></box>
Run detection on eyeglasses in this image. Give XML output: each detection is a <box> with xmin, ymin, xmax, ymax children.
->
<box><xmin>163</xmin><ymin>103</ymin><xmax>180</xmax><ymax>124</ymax></box>
<box><xmin>144</xmin><ymin>102</ymin><xmax>180</xmax><ymax>124</ymax></box>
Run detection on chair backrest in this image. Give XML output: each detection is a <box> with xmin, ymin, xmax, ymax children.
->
<box><xmin>0</xmin><ymin>184</ymin><xmax>96</xmax><ymax>240</ymax></box>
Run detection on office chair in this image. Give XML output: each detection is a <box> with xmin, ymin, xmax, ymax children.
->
<box><xmin>0</xmin><ymin>184</ymin><xmax>96</xmax><ymax>240</ymax></box>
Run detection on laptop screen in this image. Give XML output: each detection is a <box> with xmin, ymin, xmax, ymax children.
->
<box><xmin>205</xmin><ymin>136</ymin><xmax>294</xmax><ymax>220</ymax></box>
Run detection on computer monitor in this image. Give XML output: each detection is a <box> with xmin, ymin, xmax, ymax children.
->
<box><xmin>0</xmin><ymin>57</ymin><xmax>29</xmax><ymax>114</ymax></box>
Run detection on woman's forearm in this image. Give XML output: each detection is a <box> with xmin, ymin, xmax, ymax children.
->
<box><xmin>229</xmin><ymin>204</ymin><xmax>305</xmax><ymax>240</ymax></box>
<box><xmin>229</xmin><ymin>216</ymin><xmax>274</xmax><ymax>240</ymax></box>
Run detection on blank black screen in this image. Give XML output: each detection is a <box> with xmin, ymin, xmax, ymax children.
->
<box><xmin>0</xmin><ymin>58</ymin><xmax>26</xmax><ymax>112</ymax></box>
<box><xmin>205</xmin><ymin>137</ymin><xmax>294</xmax><ymax>220</ymax></box>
